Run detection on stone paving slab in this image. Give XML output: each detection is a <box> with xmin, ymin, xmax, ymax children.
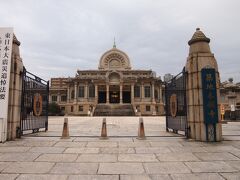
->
<box><xmin>185</xmin><ymin>161</ymin><xmax>238</xmax><ymax>173</ymax></box>
<box><xmin>149</xmin><ymin>174</ymin><xmax>173</xmax><ymax>180</ymax></box>
<box><xmin>64</xmin><ymin>147</ymin><xmax>99</xmax><ymax>154</ymax></box>
<box><xmin>118</xmin><ymin>141</ymin><xmax>150</xmax><ymax>147</ymax></box>
<box><xmin>98</xmin><ymin>163</ymin><xmax>145</xmax><ymax>174</ymax></box>
<box><xmin>202</xmin><ymin>145</ymin><xmax>240</xmax><ymax>153</ymax></box>
<box><xmin>0</xmin><ymin>153</ymin><xmax>40</xmax><ymax>162</ymax></box>
<box><xmin>68</xmin><ymin>175</ymin><xmax>119</xmax><ymax>180</ymax></box>
<box><xmin>194</xmin><ymin>152</ymin><xmax>240</xmax><ymax>161</ymax></box>
<box><xmin>150</xmin><ymin>141</ymin><xmax>183</xmax><ymax>147</ymax></box>
<box><xmin>135</xmin><ymin>147</ymin><xmax>171</xmax><ymax>154</ymax></box>
<box><xmin>156</xmin><ymin>152</ymin><xmax>200</xmax><ymax>162</ymax></box>
<box><xmin>28</xmin><ymin>147</ymin><xmax>66</xmax><ymax>153</ymax></box>
<box><xmin>0</xmin><ymin>147</ymin><xmax>31</xmax><ymax>153</ymax></box>
<box><xmin>220</xmin><ymin>172</ymin><xmax>240</xmax><ymax>180</ymax></box>
<box><xmin>168</xmin><ymin>146</ymin><xmax>207</xmax><ymax>153</ymax></box>
<box><xmin>16</xmin><ymin>174</ymin><xmax>68</xmax><ymax>180</ymax></box>
<box><xmin>170</xmin><ymin>173</ymin><xmax>225</xmax><ymax>180</ymax></box>
<box><xmin>144</xmin><ymin>162</ymin><xmax>191</xmax><ymax>174</ymax></box>
<box><xmin>87</xmin><ymin>141</ymin><xmax>118</xmax><ymax>148</ymax></box>
<box><xmin>54</xmin><ymin>142</ymin><xmax>86</xmax><ymax>148</ymax></box>
<box><xmin>77</xmin><ymin>154</ymin><xmax>117</xmax><ymax>162</ymax></box>
<box><xmin>118</xmin><ymin>154</ymin><xmax>158</xmax><ymax>162</ymax></box>
<box><xmin>99</xmin><ymin>147</ymin><xmax>135</xmax><ymax>154</ymax></box>
<box><xmin>50</xmin><ymin>163</ymin><xmax>98</xmax><ymax>174</ymax></box>
<box><xmin>0</xmin><ymin>162</ymin><xmax>11</xmax><ymax>172</ymax></box>
<box><xmin>2</xmin><ymin>162</ymin><xmax>55</xmax><ymax>174</ymax></box>
<box><xmin>0</xmin><ymin>174</ymin><xmax>19</xmax><ymax>180</ymax></box>
<box><xmin>225</xmin><ymin>161</ymin><xmax>240</xmax><ymax>171</ymax></box>
<box><xmin>120</xmin><ymin>174</ymin><xmax>152</xmax><ymax>180</ymax></box>
<box><xmin>35</xmin><ymin>153</ymin><xmax>78</xmax><ymax>162</ymax></box>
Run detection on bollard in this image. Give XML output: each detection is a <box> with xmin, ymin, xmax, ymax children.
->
<box><xmin>61</xmin><ymin>117</ymin><xmax>70</xmax><ymax>139</ymax></box>
<box><xmin>100</xmin><ymin>118</ymin><xmax>108</xmax><ymax>139</ymax></box>
<box><xmin>137</xmin><ymin>117</ymin><xmax>146</xmax><ymax>140</ymax></box>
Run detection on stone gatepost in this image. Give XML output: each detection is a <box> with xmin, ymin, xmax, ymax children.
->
<box><xmin>7</xmin><ymin>34</ymin><xmax>23</xmax><ymax>140</ymax></box>
<box><xmin>185</xmin><ymin>28</ymin><xmax>222</xmax><ymax>142</ymax></box>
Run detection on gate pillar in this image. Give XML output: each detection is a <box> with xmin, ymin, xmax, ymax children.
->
<box><xmin>185</xmin><ymin>28</ymin><xmax>222</xmax><ymax>141</ymax></box>
<box><xmin>7</xmin><ymin>34</ymin><xmax>23</xmax><ymax>140</ymax></box>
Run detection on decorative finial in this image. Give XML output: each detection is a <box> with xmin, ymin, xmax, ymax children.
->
<box><xmin>113</xmin><ymin>37</ymin><xmax>116</xmax><ymax>48</ymax></box>
<box><xmin>196</xmin><ymin>27</ymin><xmax>200</xmax><ymax>31</ymax></box>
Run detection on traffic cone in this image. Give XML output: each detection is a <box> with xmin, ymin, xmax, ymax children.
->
<box><xmin>61</xmin><ymin>117</ymin><xmax>70</xmax><ymax>139</ymax></box>
<box><xmin>137</xmin><ymin>117</ymin><xmax>146</xmax><ymax>140</ymax></box>
<box><xmin>100</xmin><ymin>118</ymin><xmax>108</xmax><ymax>139</ymax></box>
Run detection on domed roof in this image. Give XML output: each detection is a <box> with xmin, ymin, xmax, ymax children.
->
<box><xmin>98</xmin><ymin>46</ymin><xmax>131</xmax><ymax>70</ymax></box>
<box><xmin>188</xmin><ymin>28</ymin><xmax>210</xmax><ymax>45</ymax></box>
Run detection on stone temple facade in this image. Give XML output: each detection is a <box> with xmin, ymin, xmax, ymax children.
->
<box><xmin>50</xmin><ymin>45</ymin><xmax>164</xmax><ymax>116</ymax></box>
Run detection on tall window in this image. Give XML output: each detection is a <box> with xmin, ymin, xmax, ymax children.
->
<box><xmin>52</xmin><ymin>95</ymin><xmax>57</xmax><ymax>102</ymax></box>
<box><xmin>154</xmin><ymin>90</ymin><xmax>158</xmax><ymax>99</ymax></box>
<box><xmin>89</xmin><ymin>84</ymin><xmax>95</xmax><ymax>98</ymax></box>
<box><xmin>134</xmin><ymin>85</ymin><xmax>140</xmax><ymax>98</ymax></box>
<box><xmin>71</xmin><ymin>90</ymin><xmax>75</xmax><ymax>99</ymax></box>
<box><xmin>78</xmin><ymin>86</ymin><xmax>84</xmax><ymax>98</ymax></box>
<box><xmin>144</xmin><ymin>86</ymin><xmax>151</xmax><ymax>98</ymax></box>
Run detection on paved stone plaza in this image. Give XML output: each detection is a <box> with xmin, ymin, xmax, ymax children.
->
<box><xmin>0</xmin><ymin>117</ymin><xmax>240</xmax><ymax>180</ymax></box>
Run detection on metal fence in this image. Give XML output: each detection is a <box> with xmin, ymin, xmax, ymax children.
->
<box><xmin>20</xmin><ymin>67</ymin><xmax>49</xmax><ymax>134</ymax></box>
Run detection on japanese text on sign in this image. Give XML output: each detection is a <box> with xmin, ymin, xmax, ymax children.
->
<box><xmin>201</xmin><ymin>68</ymin><xmax>218</xmax><ymax>124</ymax></box>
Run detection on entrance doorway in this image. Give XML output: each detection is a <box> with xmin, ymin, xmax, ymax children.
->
<box><xmin>123</xmin><ymin>91</ymin><xmax>131</xmax><ymax>103</ymax></box>
<box><xmin>110</xmin><ymin>91</ymin><xmax>120</xmax><ymax>103</ymax></box>
<box><xmin>109</xmin><ymin>85</ymin><xmax>120</xmax><ymax>104</ymax></box>
<box><xmin>98</xmin><ymin>91</ymin><xmax>106</xmax><ymax>103</ymax></box>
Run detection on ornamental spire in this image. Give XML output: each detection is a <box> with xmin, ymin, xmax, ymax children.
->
<box><xmin>113</xmin><ymin>37</ymin><xmax>116</xmax><ymax>48</ymax></box>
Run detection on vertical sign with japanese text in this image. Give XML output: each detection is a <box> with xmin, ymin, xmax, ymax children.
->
<box><xmin>0</xmin><ymin>28</ymin><xmax>13</xmax><ymax>142</ymax></box>
<box><xmin>201</xmin><ymin>68</ymin><xmax>218</xmax><ymax>124</ymax></box>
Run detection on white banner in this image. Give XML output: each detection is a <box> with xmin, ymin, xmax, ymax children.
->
<box><xmin>0</xmin><ymin>27</ymin><xmax>13</xmax><ymax>142</ymax></box>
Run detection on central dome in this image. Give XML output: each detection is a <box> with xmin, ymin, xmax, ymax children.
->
<box><xmin>98</xmin><ymin>47</ymin><xmax>131</xmax><ymax>70</ymax></box>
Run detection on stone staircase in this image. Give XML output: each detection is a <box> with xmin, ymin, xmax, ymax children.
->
<box><xmin>93</xmin><ymin>104</ymin><xmax>135</xmax><ymax>116</ymax></box>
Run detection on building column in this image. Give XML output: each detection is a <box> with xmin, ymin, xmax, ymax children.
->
<box><xmin>141</xmin><ymin>82</ymin><xmax>144</xmax><ymax>101</ymax></box>
<box><xmin>159</xmin><ymin>85</ymin><xmax>163</xmax><ymax>103</ymax></box>
<box><xmin>84</xmin><ymin>82</ymin><xmax>88</xmax><ymax>100</ymax></box>
<box><xmin>152</xmin><ymin>82</ymin><xmax>155</xmax><ymax>103</ymax></box>
<box><xmin>106</xmin><ymin>84</ymin><xmax>109</xmax><ymax>104</ymax></box>
<box><xmin>74</xmin><ymin>82</ymin><xmax>77</xmax><ymax>102</ymax></box>
<box><xmin>95</xmin><ymin>84</ymin><xmax>98</xmax><ymax>103</ymax></box>
<box><xmin>67</xmin><ymin>85</ymin><xmax>70</xmax><ymax>102</ymax></box>
<box><xmin>57</xmin><ymin>92</ymin><xmax>61</xmax><ymax>103</ymax></box>
<box><xmin>120</xmin><ymin>83</ymin><xmax>123</xmax><ymax>104</ymax></box>
<box><xmin>131</xmin><ymin>83</ymin><xmax>134</xmax><ymax>103</ymax></box>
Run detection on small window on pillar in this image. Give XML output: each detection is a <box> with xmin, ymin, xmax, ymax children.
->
<box><xmin>61</xmin><ymin>95</ymin><xmax>67</xmax><ymax>102</ymax></box>
<box><xmin>146</xmin><ymin>105</ymin><xmax>151</xmax><ymax>111</ymax></box>
<box><xmin>52</xmin><ymin>95</ymin><xmax>57</xmax><ymax>102</ymax></box>
<box><xmin>71</xmin><ymin>90</ymin><xmax>75</xmax><ymax>99</ymax></box>
<box><xmin>71</xmin><ymin>106</ymin><xmax>74</xmax><ymax>112</ymax></box>
<box><xmin>79</xmin><ymin>105</ymin><xmax>83</xmax><ymax>111</ymax></box>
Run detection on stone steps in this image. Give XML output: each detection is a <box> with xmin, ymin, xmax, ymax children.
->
<box><xmin>93</xmin><ymin>104</ymin><xmax>135</xmax><ymax>116</ymax></box>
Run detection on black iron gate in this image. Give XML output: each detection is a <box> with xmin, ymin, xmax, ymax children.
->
<box><xmin>20</xmin><ymin>67</ymin><xmax>49</xmax><ymax>134</ymax></box>
<box><xmin>165</xmin><ymin>68</ymin><xmax>188</xmax><ymax>137</ymax></box>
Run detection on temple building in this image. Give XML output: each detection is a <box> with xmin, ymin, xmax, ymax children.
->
<box><xmin>49</xmin><ymin>44</ymin><xmax>164</xmax><ymax>116</ymax></box>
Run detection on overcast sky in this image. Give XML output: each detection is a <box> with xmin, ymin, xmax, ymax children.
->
<box><xmin>0</xmin><ymin>0</ymin><xmax>239</xmax><ymax>82</ymax></box>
